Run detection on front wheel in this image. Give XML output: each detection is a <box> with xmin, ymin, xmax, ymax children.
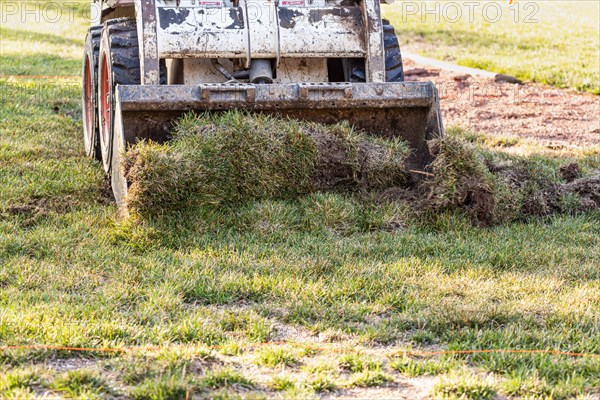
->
<box><xmin>111</xmin><ymin>109</ymin><xmax>129</xmax><ymax>214</ymax></box>
<box><xmin>97</xmin><ymin>18</ymin><xmax>141</xmax><ymax>174</ymax></box>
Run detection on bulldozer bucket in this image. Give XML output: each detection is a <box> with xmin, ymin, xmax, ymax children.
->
<box><xmin>111</xmin><ymin>81</ymin><xmax>443</xmax><ymax>209</ymax></box>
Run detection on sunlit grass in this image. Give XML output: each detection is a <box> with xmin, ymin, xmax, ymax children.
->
<box><xmin>385</xmin><ymin>1</ymin><xmax>600</xmax><ymax>93</ymax></box>
<box><xmin>0</xmin><ymin>1</ymin><xmax>599</xmax><ymax>398</ymax></box>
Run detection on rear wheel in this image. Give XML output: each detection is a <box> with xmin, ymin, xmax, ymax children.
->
<box><xmin>82</xmin><ymin>25</ymin><xmax>102</xmax><ymax>160</ymax></box>
<box><xmin>97</xmin><ymin>18</ymin><xmax>141</xmax><ymax>173</ymax></box>
<box><xmin>348</xmin><ymin>21</ymin><xmax>405</xmax><ymax>83</ymax></box>
<box><xmin>383</xmin><ymin>22</ymin><xmax>404</xmax><ymax>82</ymax></box>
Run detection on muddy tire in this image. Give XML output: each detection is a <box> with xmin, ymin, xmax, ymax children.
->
<box><xmin>348</xmin><ymin>21</ymin><xmax>405</xmax><ymax>83</ymax></box>
<box><xmin>97</xmin><ymin>18</ymin><xmax>141</xmax><ymax>174</ymax></box>
<box><xmin>383</xmin><ymin>22</ymin><xmax>404</xmax><ymax>82</ymax></box>
<box><xmin>82</xmin><ymin>25</ymin><xmax>102</xmax><ymax>160</ymax></box>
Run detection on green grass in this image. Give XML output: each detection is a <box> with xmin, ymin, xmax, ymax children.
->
<box><xmin>338</xmin><ymin>354</ymin><xmax>382</xmax><ymax>373</ymax></box>
<box><xmin>254</xmin><ymin>348</ymin><xmax>298</xmax><ymax>368</ymax></box>
<box><xmin>0</xmin><ymin>3</ymin><xmax>86</xmax><ymax>77</ymax></box>
<box><xmin>434</xmin><ymin>373</ymin><xmax>497</xmax><ymax>400</ymax></box>
<box><xmin>202</xmin><ymin>369</ymin><xmax>254</xmax><ymax>390</ymax></box>
<box><xmin>0</xmin><ymin>367</ymin><xmax>47</xmax><ymax>397</ymax></box>
<box><xmin>501</xmin><ymin>371</ymin><xmax>553</xmax><ymax>399</ymax></box>
<box><xmin>129</xmin><ymin>376</ymin><xmax>191</xmax><ymax>400</ymax></box>
<box><xmin>305</xmin><ymin>374</ymin><xmax>336</xmax><ymax>393</ymax></box>
<box><xmin>0</xmin><ymin>1</ymin><xmax>599</xmax><ymax>398</ymax></box>
<box><xmin>125</xmin><ymin>111</ymin><xmax>410</xmax><ymax>216</ymax></box>
<box><xmin>384</xmin><ymin>1</ymin><xmax>600</xmax><ymax>94</ymax></box>
<box><xmin>50</xmin><ymin>370</ymin><xmax>115</xmax><ymax>398</ymax></box>
<box><xmin>269</xmin><ymin>375</ymin><xmax>296</xmax><ymax>391</ymax></box>
<box><xmin>390</xmin><ymin>356</ymin><xmax>455</xmax><ymax>377</ymax></box>
<box><xmin>349</xmin><ymin>370</ymin><xmax>393</xmax><ymax>388</ymax></box>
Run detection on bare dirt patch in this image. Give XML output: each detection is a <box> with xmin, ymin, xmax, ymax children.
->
<box><xmin>0</xmin><ymin>194</ymin><xmax>81</xmax><ymax>226</ymax></box>
<box><xmin>44</xmin><ymin>357</ymin><xmax>99</xmax><ymax>373</ymax></box>
<box><xmin>323</xmin><ymin>378</ymin><xmax>438</xmax><ymax>400</ymax></box>
<box><xmin>404</xmin><ymin>59</ymin><xmax>600</xmax><ymax>147</ymax></box>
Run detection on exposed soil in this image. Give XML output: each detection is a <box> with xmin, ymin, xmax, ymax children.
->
<box><xmin>560</xmin><ymin>162</ymin><xmax>582</xmax><ymax>182</ymax></box>
<box><xmin>395</xmin><ymin>58</ymin><xmax>600</xmax><ymax>224</ymax></box>
<box><xmin>323</xmin><ymin>378</ymin><xmax>438</xmax><ymax>400</ymax></box>
<box><xmin>45</xmin><ymin>357</ymin><xmax>99</xmax><ymax>373</ymax></box>
<box><xmin>0</xmin><ymin>194</ymin><xmax>80</xmax><ymax>227</ymax></box>
<box><xmin>0</xmin><ymin>183</ymin><xmax>113</xmax><ymax>226</ymax></box>
<box><xmin>404</xmin><ymin>59</ymin><xmax>600</xmax><ymax>147</ymax></box>
<box><xmin>555</xmin><ymin>173</ymin><xmax>600</xmax><ymax>209</ymax></box>
<box><xmin>489</xmin><ymin>156</ymin><xmax>600</xmax><ymax>218</ymax></box>
<box><xmin>309</xmin><ymin>130</ymin><xmax>408</xmax><ymax>191</ymax></box>
<box><xmin>309</xmin><ymin>130</ymin><xmax>356</xmax><ymax>190</ymax></box>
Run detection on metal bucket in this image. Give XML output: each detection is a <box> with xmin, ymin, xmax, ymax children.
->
<box><xmin>111</xmin><ymin>81</ymin><xmax>443</xmax><ymax>210</ymax></box>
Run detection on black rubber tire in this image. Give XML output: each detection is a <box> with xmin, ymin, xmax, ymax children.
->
<box><xmin>82</xmin><ymin>25</ymin><xmax>102</xmax><ymax>160</ymax></box>
<box><xmin>349</xmin><ymin>21</ymin><xmax>405</xmax><ymax>83</ymax></box>
<box><xmin>383</xmin><ymin>22</ymin><xmax>405</xmax><ymax>82</ymax></box>
<box><xmin>97</xmin><ymin>18</ymin><xmax>141</xmax><ymax>173</ymax></box>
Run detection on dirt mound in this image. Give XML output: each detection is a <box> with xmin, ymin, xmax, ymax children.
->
<box><xmin>555</xmin><ymin>173</ymin><xmax>600</xmax><ymax>210</ymax></box>
<box><xmin>489</xmin><ymin>157</ymin><xmax>599</xmax><ymax>220</ymax></box>
<box><xmin>306</xmin><ymin>127</ymin><xmax>408</xmax><ymax>192</ymax></box>
<box><xmin>559</xmin><ymin>163</ymin><xmax>581</xmax><ymax>182</ymax></box>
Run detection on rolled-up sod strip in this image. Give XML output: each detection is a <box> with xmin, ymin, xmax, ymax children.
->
<box><xmin>123</xmin><ymin>111</ymin><xmax>411</xmax><ymax>216</ymax></box>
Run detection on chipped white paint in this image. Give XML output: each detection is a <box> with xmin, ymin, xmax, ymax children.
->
<box><xmin>157</xmin><ymin>5</ymin><xmax>250</xmax><ymax>61</ymax></box>
<box><xmin>135</xmin><ymin>0</ymin><xmax>161</xmax><ymax>84</ymax></box>
<box><xmin>277</xmin><ymin>6</ymin><xmax>365</xmax><ymax>58</ymax></box>
<box><xmin>244</xmin><ymin>0</ymin><xmax>279</xmax><ymax>58</ymax></box>
<box><xmin>109</xmin><ymin>0</ymin><xmax>389</xmax><ymax>83</ymax></box>
<box><xmin>155</xmin><ymin>3</ymin><xmax>367</xmax><ymax>60</ymax></box>
<box><xmin>362</xmin><ymin>0</ymin><xmax>385</xmax><ymax>82</ymax></box>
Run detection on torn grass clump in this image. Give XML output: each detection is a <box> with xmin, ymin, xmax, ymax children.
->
<box><xmin>417</xmin><ymin>137</ymin><xmax>599</xmax><ymax>225</ymax></box>
<box><xmin>123</xmin><ymin>112</ymin><xmax>598</xmax><ymax>225</ymax></box>
<box><xmin>487</xmin><ymin>155</ymin><xmax>600</xmax><ymax>221</ymax></box>
<box><xmin>124</xmin><ymin>112</ymin><xmax>410</xmax><ymax>216</ymax></box>
<box><xmin>424</xmin><ymin>137</ymin><xmax>497</xmax><ymax>225</ymax></box>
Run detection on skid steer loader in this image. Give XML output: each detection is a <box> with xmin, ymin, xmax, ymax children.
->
<box><xmin>82</xmin><ymin>0</ymin><xmax>443</xmax><ymax>208</ymax></box>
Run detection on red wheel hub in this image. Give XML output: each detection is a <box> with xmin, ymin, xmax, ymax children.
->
<box><xmin>100</xmin><ymin>55</ymin><xmax>111</xmax><ymax>148</ymax></box>
<box><xmin>83</xmin><ymin>56</ymin><xmax>93</xmax><ymax>138</ymax></box>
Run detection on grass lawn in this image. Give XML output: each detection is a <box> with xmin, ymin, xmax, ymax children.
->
<box><xmin>1</xmin><ymin>1</ymin><xmax>599</xmax><ymax>399</ymax></box>
<box><xmin>384</xmin><ymin>0</ymin><xmax>600</xmax><ymax>94</ymax></box>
